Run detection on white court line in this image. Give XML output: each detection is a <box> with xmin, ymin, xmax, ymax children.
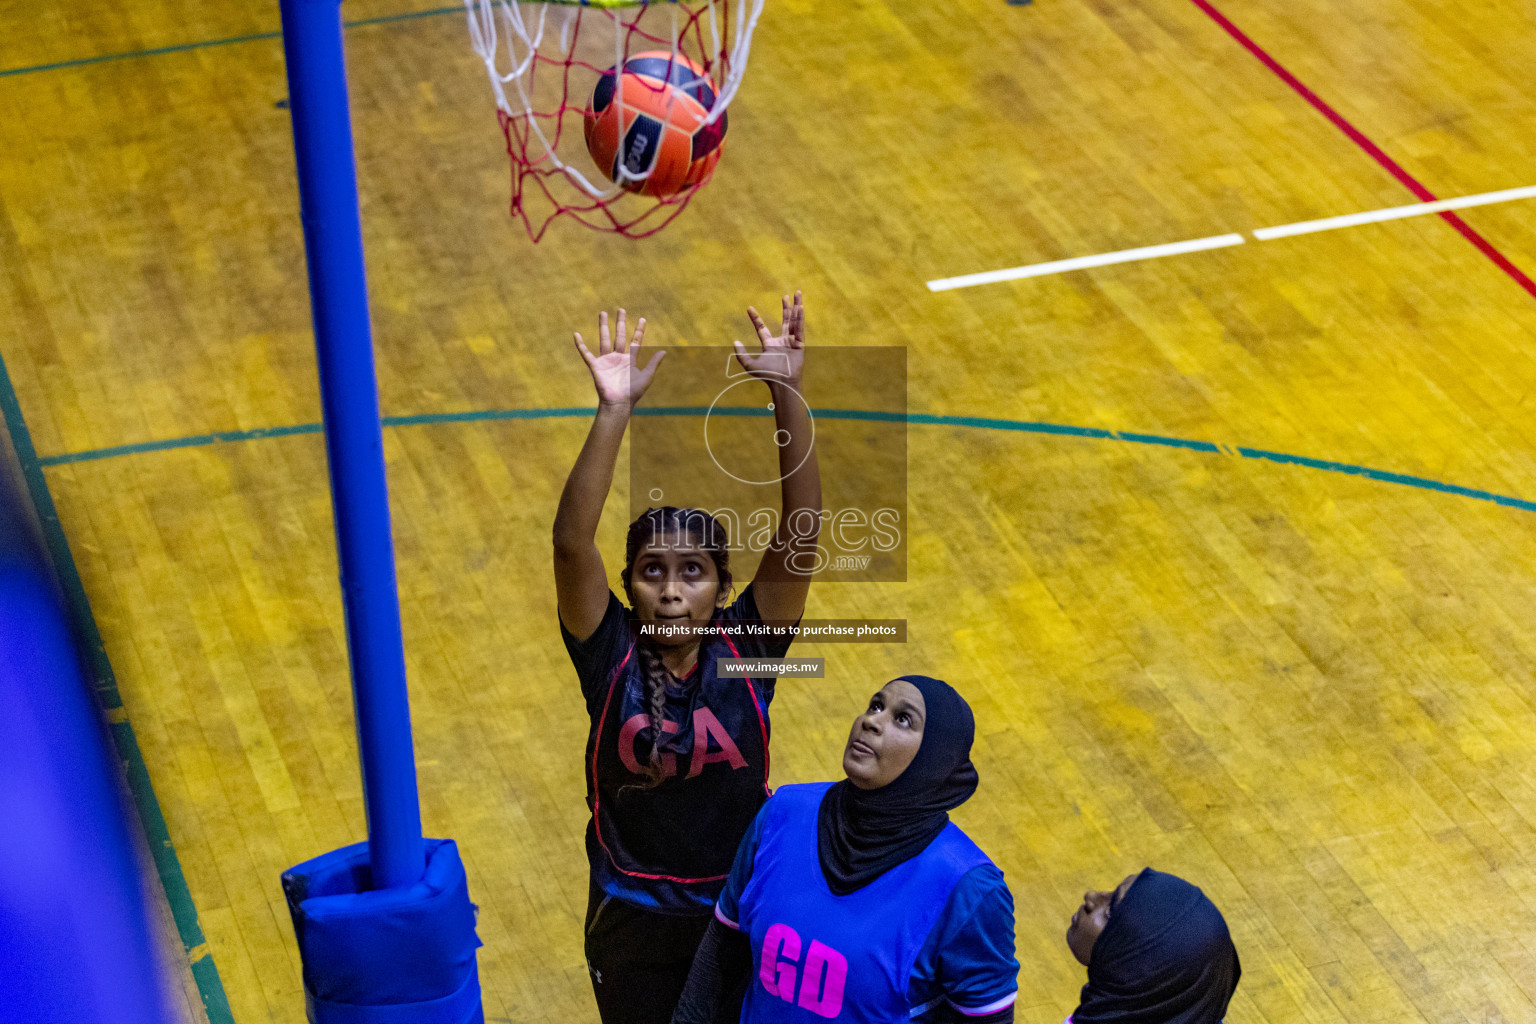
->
<box><xmin>925</xmin><ymin>234</ymin><xmax>1246</xmax><ymax>292</ymax></box>
<box><xmin>927</xmin><ymin>184</ymin><xmax>1536</xmax><ymax>293</ymax></box>
<box><xmin>1253</xmin><ymin>184</ymin><xmax>1536</xmax><ymax>240</ymax></box>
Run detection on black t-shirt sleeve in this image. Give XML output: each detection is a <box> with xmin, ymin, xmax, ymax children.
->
<box><xmin>559</xmin><ymin>592</ymin><xmax>632</xmax><ymax>709</ymax></box>
<box><xmin>716</xmin><ymin>582</ymin><xmax>799</xmax><ymax>660</ymax></box>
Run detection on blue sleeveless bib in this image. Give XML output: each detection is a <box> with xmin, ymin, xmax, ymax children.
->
<box><xmin>736</xmin><ymin>783</ymin><xmax>991</xmax><ymax>1023</ymax></box>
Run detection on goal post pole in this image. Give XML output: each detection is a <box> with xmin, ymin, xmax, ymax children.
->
<box><xmin>277</xmin><ymin>0</ymin><xmax>425</xmax><ymax>892</ymax></box>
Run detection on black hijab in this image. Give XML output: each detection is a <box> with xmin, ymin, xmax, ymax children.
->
<box><xmin>816</xmin><ymin>675</ymin><xmax>980</xmax><ymax>895</ymax></box>
<box><xmin>1074</xmin><ymin>868</ymin><xmax>1241</xmax><ymax>1024</ymax></box>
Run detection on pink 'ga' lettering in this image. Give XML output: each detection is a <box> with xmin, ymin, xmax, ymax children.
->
<box><xmin>618</xmin><ymin>714</ymin><xmax>678</xmax><ymax>776</ymax></box>
<box><xmin>688</xmin><ymin>707</ymin><xmax>748</xmax><ymax>777</ymax></box>
<box><xmin>619</xmin><ymin>709</ymin><xmax>747</xmax><ymax>780</ymax></box>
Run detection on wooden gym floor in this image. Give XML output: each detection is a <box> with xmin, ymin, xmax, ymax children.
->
<box><xmin>4</xmin><ymin>0</ymin><xmax>1536</xmax><ymax>1020</ymax></box>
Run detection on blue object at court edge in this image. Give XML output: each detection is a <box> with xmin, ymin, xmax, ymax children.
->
<box><xmin>283</xmin><ymin>840</ymin><xmax>485</xmax><ymax>1024</ymax></box>
<box><xmin>0</xmin><ymin>552</ymin><xmax>172</xmax><ymax>1024</ymax></box>
<box><xmin>277</xmin><ymin>0</ymin><xmax>483</xmax><ymax>1017</ymax></box>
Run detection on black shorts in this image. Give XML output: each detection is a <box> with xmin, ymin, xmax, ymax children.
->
<box><xmin>584</xmin><ymin>881</ymin><xmax>714</xmax><ymax>1024</ymax></box>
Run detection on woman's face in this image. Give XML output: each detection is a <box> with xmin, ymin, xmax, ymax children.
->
<box><xmin>843</xmin><ymin>680</ymin><xmax>926</xmax><ymax>789</ymax></box>
<box><xmin>628</xmin><ymin>533</ymin><xmax>725</xmax><ymax>645</ymax></box>
<box><xmin>1066</xmin><ymin>874</ymin><xmax>1138</xmax><ymax>965</ymax></box>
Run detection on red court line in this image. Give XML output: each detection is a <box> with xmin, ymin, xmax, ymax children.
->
<box><xmin>1188</xmin><ymin>0</ymin><xmax>1536</xmax><ymax>300</ymax></box>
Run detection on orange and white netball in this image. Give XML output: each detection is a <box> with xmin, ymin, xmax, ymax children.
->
<box><xmin>583</xmin><ymin>51</ymin><xmax>727</xmax><ymax>198</ymax></box>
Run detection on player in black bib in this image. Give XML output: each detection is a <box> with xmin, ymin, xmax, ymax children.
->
<box><xmin>554</xmin><ymin>297</ymin><xmax>820</xmax><ymax>1024</ymax></box>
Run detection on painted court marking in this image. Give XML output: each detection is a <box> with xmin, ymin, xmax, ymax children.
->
<box><xmin>1253</xmin><ymin>184</ymin><xmax>1536</xmax><ymax>240</ymax></box>
<box><xmin>34</xmin><ymin>406</ymin><xmax>1536</xmax><ymax>517</ymax></box>
<box><xmin>0</xmin><ymin>4</ymin><xmax>462</xmax><ymax>78</ymax></box>
<box><xmin>930</xmin><ymin>0</ymin><xmax>1536</xmax><ymax>295</ymax></box>
<box><xmin>1188</xmin><ymin>0</ymin><xmax>1536</xmax><ymax>301</ymax></box>
<box><xmin>927</xmin><ymin>184</ymin><xmax>1536</xmax><ymax>291</ymax></box>
<box><xmin>926</xmin><ymin>234</ymin><xmax>1245</xmax><ymax>292</ymax></box>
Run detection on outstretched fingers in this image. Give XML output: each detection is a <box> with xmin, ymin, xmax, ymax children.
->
<box><xmin>628</xmin><ymin>315</ymin><xmax>647</xmax><ymax>358</ymax></box>
<box><xmin>595</xmin><ymin>308</ymin><xmax>646</xmax><ymax>354</ymax></box>
<box><xmin>747</xmin><ymin>306</ymin><xmax>774</xmax><ymax>347</ymax></box>
<box><xmin>615</xmin><ymin>309</ymin><xmax>630</xmax><ymax>353</ymax></box>
<box><xmin>574</xmin><ymin>332</ymin><xmax>596</xmax><ymax>366</ymax></box>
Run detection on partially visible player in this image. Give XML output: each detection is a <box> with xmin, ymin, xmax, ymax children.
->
<box><xmin>1064</xmin><ymin>868</ymin><xmax>1241</xmax><ymax>1024</ymax></box>
<box><xmin>553</xmin><ymin>296</ymin><xmax>820</xmax><ymax>1024</ymax></box>
<box><xmin>672</xmin><ymin>675</ymin><xmax>1020</xmax><ymax>1024</ymax></box>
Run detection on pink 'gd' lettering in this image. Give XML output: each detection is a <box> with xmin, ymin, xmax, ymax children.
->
<box><xmin>688</xmin><ymin>707</ymin><xmax>748</xmax><ymax>777</ymax></box>
<box><xmin>797</xmin><ymin>940</ymin><xmax>847</xmax><ymax>1018</ymax></box>
<box><xmin>618</xmin><ymin>714</ymin><xmax>678</xmax><ymax>776</ymax></box>
<box><xmin>759</xmin><ymin>923</ymin><xmax>801</xmax><ymax>1001</ymax></box>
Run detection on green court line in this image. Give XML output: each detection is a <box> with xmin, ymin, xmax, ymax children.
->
<box><xmin>0</xmin><ymin>352</ymin><xmax>235</xmax><ymax>1024</ymax></box>
<box><xmin>1237</xmin><ymin>446</ymin><xmax>1536</xmax><ymax>514</ymax></box>
<box><xmin>0</xmin><ymin>4</ymin><xmax>463</xmax><ymax>79</ymax></box>
<box><xmin>40</xmin><ymin>422</ymin><xmax>326</xmax><ymax>466</ymax></box>
<box><xmin>383</xmin><ymin>406</ymin><xmax>591</xmax><ymax>428</ymax></box>
<box><xmin>35</xmin><ymin>404</ymin><xmax>1536</xmax><ymax>515</ymax></box>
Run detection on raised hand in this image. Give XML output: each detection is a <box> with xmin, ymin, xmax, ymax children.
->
<box><xmin>733</xmin><ymin>291</ymin><xmax>805</xmax><ymax>387</ymax></box>
<box><xmin>573</xmin><ymin>308</ymin><xmax>666</xmax><ymax>409</ymax></box>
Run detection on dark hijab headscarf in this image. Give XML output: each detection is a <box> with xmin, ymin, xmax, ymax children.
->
<box><xmin>1075</xmin><ymin>868</ymin><xmax>1241</xmax><ymax>1024</ymax></box>
<box><xmin>816</xmin><ymin>675</ymin><xmax>979</xmax><ymax>895</ymax></box>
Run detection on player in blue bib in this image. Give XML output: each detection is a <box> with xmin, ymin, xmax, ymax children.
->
<box><xmin>673</xmin><ymin>675</ymin><xmax>1019</xmax><ymax>1024</ymax></box>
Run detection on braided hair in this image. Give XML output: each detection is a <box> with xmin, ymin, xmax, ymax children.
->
<box><xmin>618</xmin><ymin>507</ymin><xmax>733</xmax><ymax>791</ymax></box>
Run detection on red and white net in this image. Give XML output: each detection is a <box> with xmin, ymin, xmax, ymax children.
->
<box><xmin>465</xmin><ymin>0</ymin><xmax>765</xmax><ymax>240</ymax></box>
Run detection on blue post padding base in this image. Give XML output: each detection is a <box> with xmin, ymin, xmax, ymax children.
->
<box><xmin>282</xmin><ymin>839</ymin><xmax>483</xmax><ymax>1024</ymax></box>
